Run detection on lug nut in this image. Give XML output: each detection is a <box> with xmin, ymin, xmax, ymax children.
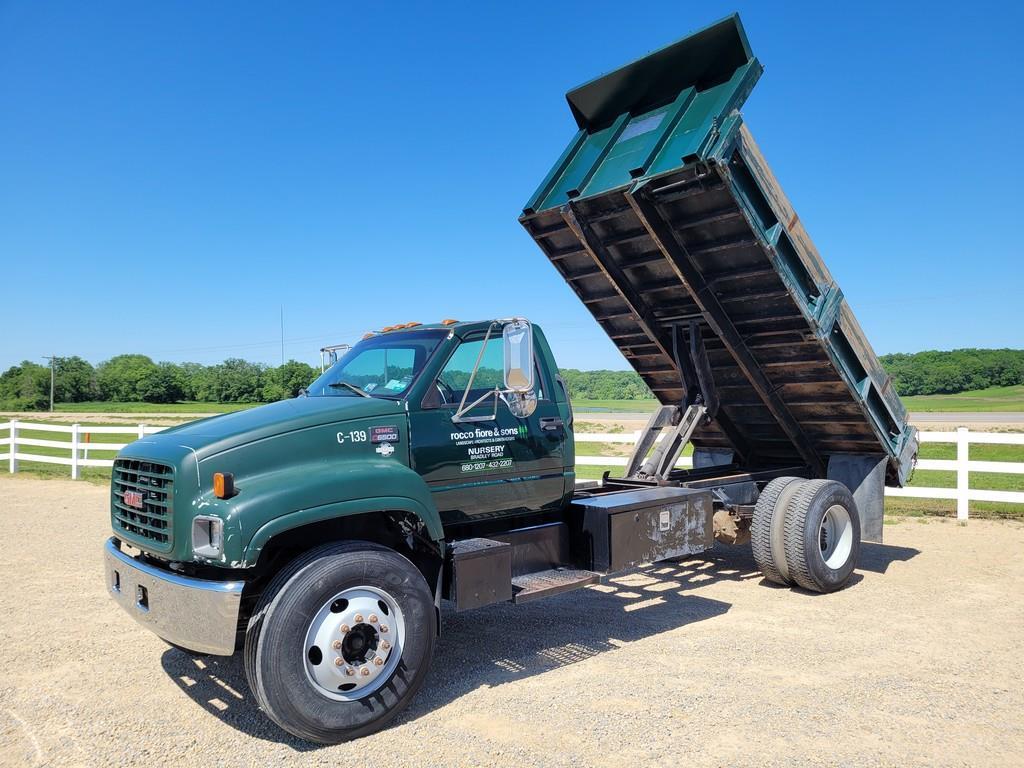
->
<box><xmin>380</xmin><ymin>640</ymin><xmax>390</xmax><ymax>651</ymax></box>
<box><xmin>345</xmin><ymin>667</ymin><xmax>355</xmax><ymax>676</ymax></box>
<box><xmin>354</xmin><ymin>614</ymin><xmax>363</xmax><ymax>623</ymax></box>
<box><xmin>360</xmin><ymin>668</ymin><xmax>370</xmax><ymax>676</ymax></box>
<box><xmin>379</xmin><ymin>625</ymin><xmax>388</xmax><ymax>633</ymax></box>
<box><xmin>339</xmin><ymin>624</ymin><xmax>350</xmax><ymax>634</ymax></box>
<box><xmin>374</xmin><ymin>657</ymin><xmax>384</xmax><ymax>666</ymax></box>
<box><xmin>334</xmin><ymin>657</ymin><xmax>344</xmax><ymax>667</ymax></box>
<box><xmin>332</xmin><ymin>640</ymin><xmax>342</xmax><ymax>650</ymax></box>
<box><xmin>368</xmin><ymin>614</ymin><xmax>378</xmax><ymax>624</ymax></box>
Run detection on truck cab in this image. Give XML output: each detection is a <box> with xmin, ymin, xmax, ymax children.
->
<box><xmin>104</xmin><ymin>318</ymin><xmax>603</xmax><ymax>742</ymax></box>
<box><xmin>107</xmin><ymin>318</ymin><xmax>573</xmax><ymax>570</ymax></box>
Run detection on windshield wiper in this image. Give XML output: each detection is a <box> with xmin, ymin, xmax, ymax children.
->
<box><xmin>328</xmin><ymin>382</ymin><xmax>371</xmax><ymax>398</ymax></box>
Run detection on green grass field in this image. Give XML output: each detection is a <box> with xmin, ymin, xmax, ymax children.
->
<box><xmin>0</xmin><ymin>384</ymin><xmax>1020</xmax><ymax>417</ymax></box>
<box><xmin>578</xmin><ymin>386</ymin><xmax>1024</xmax><ymax>414</ymax></box>
<box><xmin>901</xmin><ymin>385</ymin><xmax>1024</xmax><ymax>412</ymax></box>
<box><xmin>572</xmin><ymin>399</ymin><xmax>659</xmax><ymax>413</ymax></box>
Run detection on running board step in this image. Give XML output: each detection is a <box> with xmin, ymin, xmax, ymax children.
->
<box><xmin>511</xmin><ymin>568</ymin><xmax>601</xmax><ymax>604</ymax></box>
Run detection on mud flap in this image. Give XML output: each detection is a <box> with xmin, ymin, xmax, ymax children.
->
<box><xmin>827</xmin><ymin>454</ymin><xmax>887</xmax><ymax>543</ymax></box>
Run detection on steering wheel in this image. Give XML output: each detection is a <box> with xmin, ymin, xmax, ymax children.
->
<box><xmin>436</xmin><ymin>376</ymin><xmax>457</xmax><ymax>404</ymax></box>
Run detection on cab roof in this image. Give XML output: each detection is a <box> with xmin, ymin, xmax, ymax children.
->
<box><xmin>370</xmin><ymin>319</ymin><xmax>509</xmax><ymax>338</ymax></box>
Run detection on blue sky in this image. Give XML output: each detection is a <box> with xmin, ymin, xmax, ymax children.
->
<box><xmin>1</xmin><ymin>1</ymin><xmax>1021</xmax><ymax>371</ymax></box>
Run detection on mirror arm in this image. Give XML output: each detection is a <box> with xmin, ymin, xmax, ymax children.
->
<box><xmin>452</xmin><ymin>322</ymin><xmax>500</xmax><ymax>424</ymax></box>
<box><xmin>449</xmin><ymin>317</ymin><xmax>535</xmax><ymax>423</ymax></box>
<box><xmin>452</xmin><ymin>387</ymin><xmax>501</xmax><ymax>424</ymax></box>
<box><xmin>454</xmin><ymin>321</ymin><xmax>497</xmax><ymax>417</ymax></box>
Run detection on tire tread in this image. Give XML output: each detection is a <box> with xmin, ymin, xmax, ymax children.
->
<box><xmin>751</xmin><ymin>476</ymin><xmax>801</xmax><ymax>585</ymax></box>
<box><xmin>243</xmin><ymin>541</ymin><xmax>403</xmax><ymax>742</ymax></box>
<box><xmin>782</xmin><ymin>479</ymin><xmax>831</xmax><ymax>592</ymax></box>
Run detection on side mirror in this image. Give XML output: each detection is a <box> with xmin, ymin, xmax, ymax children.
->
<box><xmin>502</xmin><ymin>319</ymin><xmax>534</xmax><ymax>392</ymax></box>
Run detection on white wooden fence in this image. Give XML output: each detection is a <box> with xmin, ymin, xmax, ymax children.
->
<box><xmin>577</xmin><ymin>427</ymin><xmax>1024</xmax><ymax>520</ymax></box>
<box><xmin>1</xmin><ymin>420</ymin><xmax>1021</xmax><ymax>520</ymax></box>
<box><xmin>0</xmin><ymin>420</ymin><xmax>165</xmax><ymax>480</ymax></box>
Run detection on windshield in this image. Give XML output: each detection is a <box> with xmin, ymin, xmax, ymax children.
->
<box><xmin>306</xmin><ymin>330</ymin><xmax>446</xmax><ymax>399</ymax></box>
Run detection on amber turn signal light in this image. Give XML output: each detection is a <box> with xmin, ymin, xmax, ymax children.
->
<box><xmin>213</xmin><ymin>472</ymin><xmax>235</xmax><ymax>499</ymax></box>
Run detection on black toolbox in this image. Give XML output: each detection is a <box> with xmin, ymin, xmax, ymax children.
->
<box><xmin>572</xmin><ymin>487</ymin><xmax>713</xmax><ymax>573</ymax></box>
<box><xmin>444</xmin><ymin>537</ymin><xmax>513</xmax><ymax>611</ymax></box>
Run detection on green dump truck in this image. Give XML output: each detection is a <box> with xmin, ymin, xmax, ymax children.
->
<box><xmin>104</xmin><ymin>15</ymin><xmax>918</xmax><ymax>744</ymax></box>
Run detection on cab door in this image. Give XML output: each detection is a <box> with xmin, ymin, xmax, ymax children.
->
<box><xmin>408</xmin><ymin>333</ymin><xmax>568</xmax><ymax>524</ymax></box>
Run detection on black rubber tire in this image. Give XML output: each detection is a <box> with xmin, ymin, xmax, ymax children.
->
<box><xmin>244</xmin><ymin>541</ymin><xmax>436</xmax><ymax>744</ymax></box>
<box><xmin>751</xmin><ymin>476</ymin><xmax>803</xmax><ymax>585</ymax></box>
<box><xmin>783</xmin><ymin>479</ymin><xmax>861</xmax><ymax>593</ymax></box>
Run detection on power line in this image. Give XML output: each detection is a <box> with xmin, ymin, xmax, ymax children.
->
<box><xmin>146</xmin><ymin>328</ymin><xmax>368</xmax><ymax>356</ymax></box>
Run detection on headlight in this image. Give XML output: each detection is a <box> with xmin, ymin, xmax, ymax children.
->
<box><xmin>192</xmin><ymin>516</ymin><xmax>224</xmax><ymax>558</ymax></box>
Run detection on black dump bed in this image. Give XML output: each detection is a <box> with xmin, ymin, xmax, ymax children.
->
<box><xmin>520</xmin><ymin>15</ymin><xmax>917</xmax><ymax>486</ymax></box>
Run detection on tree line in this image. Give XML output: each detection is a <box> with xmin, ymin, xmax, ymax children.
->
<box><xmin>877</xmin><ymin>348</ymin><xmax>1024</xmax><ymax>397</ymax></box>
<box><xmin>0</xmin><ymin>355</ymin><xmax>317</xmax><ymax>410</ymax></box>
<box><xmin>1</xmin><ymin>348</ymin><xmax>1021</xmax><ymax>410</ymax></box>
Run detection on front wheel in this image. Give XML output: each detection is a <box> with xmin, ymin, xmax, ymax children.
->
<box><xmin>245</xmin><ymin>542</ymin><xmax>436</xmax><ymax>744</ymax></box>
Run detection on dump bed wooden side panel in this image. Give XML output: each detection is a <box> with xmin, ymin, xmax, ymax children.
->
<box><xmin>734</xmin><ymin>126</ymin><xmax>905</xmax><ymax>423</ymax></box>
<box><xmin>519</xmin><ymin>15</ymin><xmax>917</xmax><ymax>486</ymax></box>
<box><xmin>520</xmin><ymin>126</ymin><xmax>917</xmax><ymax>485</ymax></box>
<box><xmin>733</xmin><ymin>126</ymin><xmax>834</xmax><ymax>288</ymax></box>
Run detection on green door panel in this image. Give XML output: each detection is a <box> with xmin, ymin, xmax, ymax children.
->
<box><xmin>409</xmin><ymin>405</ymin><xmax>568</xmax><ymax>524</ymax></box>
<box><xmin>408</xmin><ymin>329</ymin><xmax>570</xmax><ymax>524</ymax></box>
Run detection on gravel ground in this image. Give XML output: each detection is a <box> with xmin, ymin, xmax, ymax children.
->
<box><xmin>1</xmin><ymin>475</ymin><xmax>1022</xmax><ymax>768</ymax></box>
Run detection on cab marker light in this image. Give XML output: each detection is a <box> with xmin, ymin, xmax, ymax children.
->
<box><xmin>441</xmin><ymin>318</ymin><xmax>458</xmax><ymax>326</ymax></box>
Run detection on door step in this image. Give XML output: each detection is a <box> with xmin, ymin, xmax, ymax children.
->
<box><xmin>511</xmin><ymin>568</ymin><xmax>601</xmax><ymax>604</ymax></box>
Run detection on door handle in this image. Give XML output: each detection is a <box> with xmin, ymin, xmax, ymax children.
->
<box><xmin>540</xmin><ymin>417</ymin><xmax>564</xmax><ymax>431</ymax></box>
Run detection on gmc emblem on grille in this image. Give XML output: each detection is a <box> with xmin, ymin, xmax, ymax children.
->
<box><xmin>123</xmin><ymin>490</ymin><xmax>144</xmax><ymax>509</ymax></box>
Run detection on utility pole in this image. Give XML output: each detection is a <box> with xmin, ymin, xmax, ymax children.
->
<box><xmin>280</xmin><ymin>305</ymin><xmax>285</xmax><ymax>366</ymax></box>
<box><xmin>41</xmin><ymin>355</ymin><xmax>56</xmax><ymax>412</ymax></box>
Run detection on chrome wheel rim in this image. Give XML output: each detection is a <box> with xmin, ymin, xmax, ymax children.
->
<box><xmin>819</xmin><ymin>504</ymin><xmax>854</xmax><ymax>570</ymax></box>
<box><xmin>303</xmin><ymin>585</ymin><xmax>405</xmax><ymax>701</ymax></box>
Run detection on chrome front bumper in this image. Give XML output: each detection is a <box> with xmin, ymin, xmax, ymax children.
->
<box><xmin>104</xmin><ymin>537</ymin><xmax>244</xmax><ymax>656</ymax></box>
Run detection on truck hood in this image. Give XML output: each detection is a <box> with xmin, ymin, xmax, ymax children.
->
<box><xmin>150</xmin><ymin>396</ymin><xmax>406</xmax><ymax>459</ymax></box>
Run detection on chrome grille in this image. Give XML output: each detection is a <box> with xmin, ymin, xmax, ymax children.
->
<box><xmin>112</xmin><ymin>459</ymin><xmax>174</xmax><ymax>550</ymax></box>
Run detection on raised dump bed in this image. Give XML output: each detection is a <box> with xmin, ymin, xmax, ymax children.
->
<box><xmin>520</xmin><ymin>14</ymin><xmax>917</xmax><ymax>488</ymax></box>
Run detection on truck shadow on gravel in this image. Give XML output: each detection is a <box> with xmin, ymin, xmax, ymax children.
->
<box><xmin>858</xmin><ymin>541</ymin><xmax>919</xmax><ymax>574</ymax></box>
<box><xmin>159</xmin><ymin>540</ymin><xmax>918</xmax><ymax>749</ymax></box>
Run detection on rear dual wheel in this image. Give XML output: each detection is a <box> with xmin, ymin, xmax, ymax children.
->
<box><xmin>751</xmin><ymin>477</ymin><xmax>860</xmax><ymax>593</ymax></box>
